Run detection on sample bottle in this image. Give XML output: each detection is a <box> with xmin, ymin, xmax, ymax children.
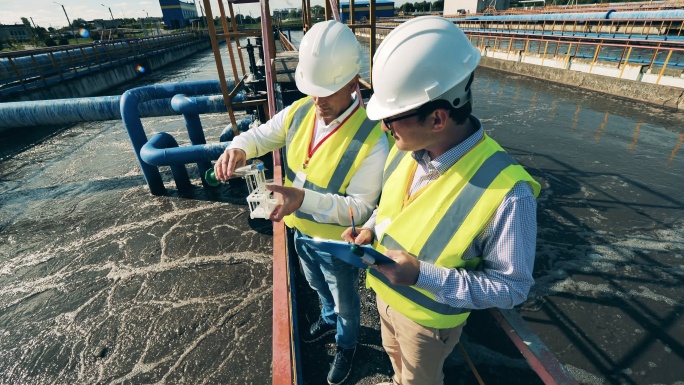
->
<box><xmin>204</xmin><ymin>169</ymin><xmax>222</xmax><ymax>187</ymax></box>
<box><xmin>204</xmin><ymin>161</ymin><xmax>264</xmax><ymax>187</ymax></box>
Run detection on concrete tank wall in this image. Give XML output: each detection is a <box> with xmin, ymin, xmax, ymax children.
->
<box><xmin>1</xmin><ymin>39</ymin><xmax>212</xmax><ymax>103</ymax></box>
<box><xmin>479</xmin><ymin>54</ymin><xmax>684</xmax><ymax>110</ymax></box>
<box><xmin>355</xmin><ymin>30</ymin><xmax>684</xmax><ymax>109</ymax></box>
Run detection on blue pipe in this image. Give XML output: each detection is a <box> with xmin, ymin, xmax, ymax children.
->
<box><xmin>137</xmin><ymin>91</ymin><xmax>253</xmax><ymax>190</ymax></box>
<box><xmin>140</xmin><ymin>134</ymin><xmax>229</xmax><ymax>167</ymax></box>
<box><xmin>0</xmin><ymin>91</ymin><xmax>244</xmax><ymax>129</ymax></box>
<box><xmin>0</xmin><ymin>96</ymin><xmax>163</xmax><ymax>129</ymax></box>
<box><xmin>120</xmin><ymin>79</ymin><xmax>241</xmax><ymax>195</ymax></box>
<box><xmin>170</xmin><ymin>93</ymin><xmax>231</xmax><ymax>114</ymax></box>
<box><xmin>140</xmin><ymin>132</ymin><xmax>194</xmax><ymax>193</ymax></box>
<box><xmin>220</xmin><ymin>118</ymin><xmax>253</xmax><ymax>142</ymax></box>
<box><xmin>171</xmin><ymin>94</ymin><xmax>214</xmax><ymax>185</ymax></box>
<box><xmin>168</xmin><ymin>95</ymin><xmax>254</xmax><ymax>186</ymax></box>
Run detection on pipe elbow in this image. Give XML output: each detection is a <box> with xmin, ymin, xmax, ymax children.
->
<box><xmin>140</xmin><ymin>132</ymin><xmax>179</xmax><ymax>166</ymax></box>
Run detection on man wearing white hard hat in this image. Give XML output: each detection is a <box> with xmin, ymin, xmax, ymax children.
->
<box><xmin>214</xmin><ymin>20</ymin><xmax>389</xmax><ymax>385</ymax></box>
<box><xmin>341</xmin><ymin>16</ymin><xmax>541</xmax><ymax>385</ymax></box>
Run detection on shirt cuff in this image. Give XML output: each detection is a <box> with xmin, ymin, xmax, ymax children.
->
<box><xmin>299</xmin><ymin>188</ymin><xmax>321</xmax><ymax>214</ymax></box>
<box><xmin>414</xmin><ymin>261</ymin><xmax>443</xmax><ymax>292</ymax></box>
<box><xmin>363</xmin><ymin>217</ymin><xmax>376</xmax><ymax>231</ymax></box>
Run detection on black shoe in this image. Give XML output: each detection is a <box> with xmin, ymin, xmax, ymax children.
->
<box><xmin>327</xmin><ymin>345</ymin><xmax>356</xmax><ymax>385</ymax></box>
<box><xmin>302</xmin><ymin>316</ymin><xmax>336</xmax><ymax>343</ymax></box>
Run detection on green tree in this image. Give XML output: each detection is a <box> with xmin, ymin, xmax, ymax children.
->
<box><xmin>432</xmin><ymin>0</ymin><xmax>444</xmax><ymax>11</ymax></box>
<box><xmin>71</xmin><ymin>18</ymin><xmax>87</xmax><ymax>29</ymax></box>
<box><xmin>20</xmin><ymin>17</ymin><xmax>37</xmax><ymax>45</ymax></box>
<box><xmin>21</xmin><ymin>17</ymin><xmax>31</xmax><ymax>29</ymax></box>
<box><xmin>400</xmin><ymin>3</ymin><xmax>415</xmax><ymax>13</ymax></box>
<box><xmin>311</xmin><ymin>5</ymin><xmax>324</xmax><ymax>19</ymax></box>
<box><xmin>35</xmin><ymin>27</ymin><xmax>48</xmax><ymax>41</ymax></box>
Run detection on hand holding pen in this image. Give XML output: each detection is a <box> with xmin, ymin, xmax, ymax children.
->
<box><xmin>349</xmin><ymin>207</ymin><xmax>358</xmax><ymax>238</ymax></box>
<box><xmin>341</xmin><ymin>207</ymin><xmax>373</xmax><ymax>245</ymax></box>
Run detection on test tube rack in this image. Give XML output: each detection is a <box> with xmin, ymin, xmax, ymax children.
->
<box><xmin>236</xmin><ymin>163</ymin><xmax>279</xmax><ymax>220</ymax></box>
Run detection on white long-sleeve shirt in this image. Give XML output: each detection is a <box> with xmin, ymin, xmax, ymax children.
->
<box><xmin>229</xmin><ymin>97</ymin><xmax>389</xmax><ymax>226</ymax></box>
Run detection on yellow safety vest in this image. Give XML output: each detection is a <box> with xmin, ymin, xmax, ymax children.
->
<box><xmin>367</xmin><ymin>134</ymin><xmax>541</xmax><ymax>329</ymax></box>
<box><xmin>282</xmin><ymin>97</ymin><xmax>384</xmax><ymax>240</ymax></box>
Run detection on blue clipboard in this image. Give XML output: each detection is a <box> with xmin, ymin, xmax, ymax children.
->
<box><xmin>296</xmin><ymin>238</ymin><xmax>395</xmax><ymax>269</ymax></box>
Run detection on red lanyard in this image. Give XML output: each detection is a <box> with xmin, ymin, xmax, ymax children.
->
<box><xmin>303</xmin><ymin>103</ymin><xmax>360</xmax><ymax>169</ymax></box>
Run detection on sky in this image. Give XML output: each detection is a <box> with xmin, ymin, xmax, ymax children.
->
<box><xmin>0</xmin><ymin>0</ymin><xmax>328</xmax><ymax>30</ymax></box>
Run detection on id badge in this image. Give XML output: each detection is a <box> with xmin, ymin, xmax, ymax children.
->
<box><xmin>292</xmin><ymin>171</ymin><xmax>307</xmax><ymax>188</ymax></box>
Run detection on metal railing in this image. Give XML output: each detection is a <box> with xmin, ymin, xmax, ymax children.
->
<box><xmin>445</xmin><ymin>1</ymin><xmax>684</xmax><ymax>17</ymax></box>
<box><xmin>470</xmin><ymin>31</ymin><xmax>684</xmax><ymax>85</ymax></box>
<box><xmin>455</xmin><ymin>17</ymin><xmax>684</xmax><ymax>42</ymax></box>
<box><xmin>0</xmin><ymin>32</ymin><xmax>207</xmax><ymax>95</ymax></box>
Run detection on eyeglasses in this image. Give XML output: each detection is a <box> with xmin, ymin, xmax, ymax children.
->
<box><xmin>382</xmin><ymin>111</ymin><xmax>420</xmax><ymax>130</ymax></box>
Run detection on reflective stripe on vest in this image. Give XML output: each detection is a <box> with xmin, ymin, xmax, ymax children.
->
<box><xmin>285</xmin><ymin>98</ymin><xmax>313</xmax><ymax>149</ymax></box>
<box><xmin>282</xmin><ymin>98</ymin><xmax>314</xmax><ymax>175</ymax></box>
<box><xmin>420</xmin><ymin>151</ymin><xmax>516</xmax><ymax>264</ymax></box>
<box><xmin>367</xmin><ymin>152</ymin><xmax>518</xmax><ymax>318</ymax></box>
<box><xmin>370</xmin><ymin>233</ymin><xmax>470</xmax><ymax>316</ymax></box>
<box><xmin>368</xmin><ymin>136</ymin><xmax>541</xmax><ymax>328</ymax></box>
<box><xmin>280</xmin><ymin>97</ymin><xmax>383</xmax><ymax>239</ymax></box>
<box><xmin>382</xmin><ymin>149</ymin><xmax>407</xmax><ymax>187</ymax></box>
<box><xmin>284</xmin><ymin>114</ymin><xmax>380</xmax><ymax>200</ymax></box>
<box><xmin>369</xmin><ymin>268</ymin><xmax>469</xmax><ymax>316</ymax></box>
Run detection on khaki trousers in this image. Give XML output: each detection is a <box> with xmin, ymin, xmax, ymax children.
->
<box><xmin>377</xmin><ymin>295</ymin><xmax>464</xmax><ymax>385</ymax></box>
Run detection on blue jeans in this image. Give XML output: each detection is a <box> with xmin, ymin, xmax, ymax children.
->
<box><xmin>294</xmin><ymin>230</ymin><xmax>360</xmax><ymax>350</ymax></box>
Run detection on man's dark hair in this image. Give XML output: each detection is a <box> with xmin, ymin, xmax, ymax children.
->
<box><xmin>416</xmin><ymin>99</ymin><xmax>472</xmax><ymax>125</ymax></box>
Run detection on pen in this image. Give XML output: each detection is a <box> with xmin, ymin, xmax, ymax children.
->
<box><xmin>349</xmin><ymin>207</ymin><xmax>357</xmax><ymax>238</ymax></box>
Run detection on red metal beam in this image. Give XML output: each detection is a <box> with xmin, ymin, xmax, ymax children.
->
<box><xmin>272</xmin><ymin>148</ymin><xmax>293</xmax><ymax>385</ymax></box>
<box><xmin>489</xmin><ymin>308</ymin><xmax>579</xmax><ymax>385</ymax></box>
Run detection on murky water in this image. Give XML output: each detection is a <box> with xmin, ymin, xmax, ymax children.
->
<box><xmin>1</xmin><ymin>36</ymin><xmax>683</xmax><ymax>385</ymax></box>
<box><xmin>0</xmin><ymin>44</ymin><xmax>275</xmax><ymax>384</ymax></box>
<box><xmin>474</xmin><ymin>69</ymin><xmax>684</xmax><ymax>385</ymax></box>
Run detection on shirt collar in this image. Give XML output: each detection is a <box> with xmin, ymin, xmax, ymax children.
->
<box><xmin>411</xmin><ymin>115</ymin><xmax>484</xmax><ymax>175</ymax></box>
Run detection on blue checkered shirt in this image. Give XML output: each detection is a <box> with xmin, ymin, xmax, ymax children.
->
<box><xmin>368</xmin><ymin>116</ymin><xmax>537</xmax><ymax>310</ymax></box>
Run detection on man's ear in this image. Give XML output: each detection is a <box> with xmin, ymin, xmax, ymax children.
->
<box><xmin>432</xmin><ymin>109</ymin><xmax>449</xmax><ymax>132</ymax></box>
<box><xmin>348</xmin><ymin>75</ymin><xmax>359</xmax><ymax>92</ymax></box>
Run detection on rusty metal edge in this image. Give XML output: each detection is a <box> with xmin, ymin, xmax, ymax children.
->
<box><xmin>272</xmin><ymin>148</ymin><xmax>294</xmax><ymax>385</ymax></box>
<box><xmin>489</xmin><ymin>308</ymin><xmax>579</xmax><ymax>385</ymax></box>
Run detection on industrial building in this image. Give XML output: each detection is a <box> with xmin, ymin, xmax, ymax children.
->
<box><xmin>339</xmin><ymin>1</ymin><xmax>395</xmax><ymax>22</ymax></box>
<box><xmin>160</xmin><ymin>0</ymin><xmax>199</xmax><ymax>29</ymax></box>
<box><xmin>0</xmin><ymin>24</ymin><xmax>31</xmax><ymax>43</ymax></box>
<box><xmin>443</xmin><ymin>0</ymin><xmax>510</xmax><ymax>15</ymax></box>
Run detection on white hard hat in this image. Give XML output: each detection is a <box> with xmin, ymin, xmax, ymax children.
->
<box><xmin>366</xmin><ymin>16</ymin><xmax>481</xmax><ymax>120</ymax></box>
<box><xmin>295</xmin><ymin>20</ymin><xmax>362</xmax><ymax>97</ymax></box>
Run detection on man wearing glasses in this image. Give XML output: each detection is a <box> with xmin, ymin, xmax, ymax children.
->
<box><xmin>213</xmin><ymin>20</ymin><xmax>389</xmax><ymax>385</ymax></box>
<box><xmin>342</xmin><ymin>16</ymin><xmax>541</xmax><ymax>385</ymax></box>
